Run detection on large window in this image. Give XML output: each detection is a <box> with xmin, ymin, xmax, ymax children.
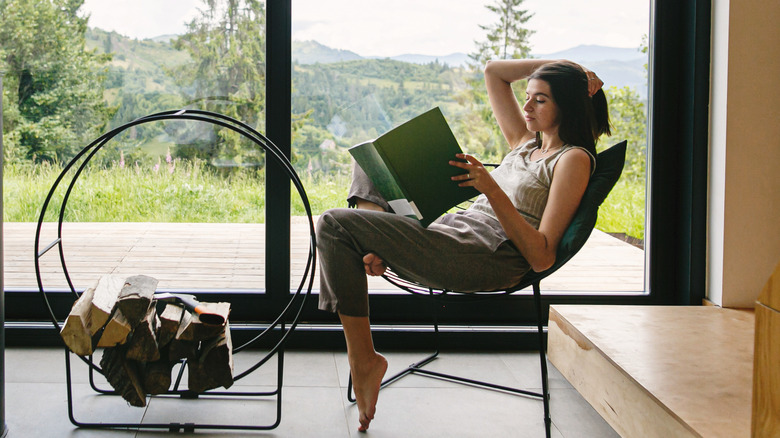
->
<box><xmin>2</xmin><ymin>1</ymin><xmax>269</xmax><ymax>302</ymax></box>
<box><xmin>291</xmin><ymin>0</ymin><xmax>650</xmax><ymax>295</ymax></box>
<box><xmin>2</xmin><ymin>0</ymin><xmax>709</xmax><ymax>335</ymax></box>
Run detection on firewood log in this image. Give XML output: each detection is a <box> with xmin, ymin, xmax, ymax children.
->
<box><xmin>116</xmin><ymin>275</ymin><xmax>158</xmax><ymax>327</ymax></box>
<box><xmin>187</xmin><ymin>322</ymin><xmax>234</xmax><ymax>393</ymax></box>
<box><xmin>100</xmin><ymin>346</ymin><xmax>146</xmax><ymax>407</ymax></box>
<box><xmin>142</xmin><ymin>358</ymin><xmax>175</xmax><ymax>395</ymax></box>
<box><xmin>60</xmin><ymin>287</ymin><xmax>96</xmax><ymax>356</ymax></box>
<box><xmin>89</xmin><ymin>275</ymin><xmax>126</xmax><ymax>332</ymax></box>
<box><xmin>125</xmin><ymin>307</ymin><xmax>160</xmax><ymax>362</ymax></box>
<box><xmin>157</xmin><ymin>303</ymin><xmax>184</xmax><ymax>348</ymax></box>
<box><xmin>96</xmin><ymin>308</ymin><xmax>131</xmax><ymax>347</ymax></box>
<box><xmin>199</xmin><ymin>321</ymin><xmax>234</xmax><ymax>389</ymax></box>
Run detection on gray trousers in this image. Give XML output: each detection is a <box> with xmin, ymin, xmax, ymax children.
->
<box><xmin>317</xmin><ymin>163</ymin><xmax>530</xmax><ymax>317</ymax></box>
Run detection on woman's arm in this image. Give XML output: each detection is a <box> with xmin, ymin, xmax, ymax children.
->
<box><xmin>452</xmin><ymin>149</ymin><xmax>591</xmax><ymax>272</ymax></box>
<box><xmin>484</xmin><ymin>59</ymin><xmax>557</xmax><ymax>150</ymax></box>
<box><xmin>484</xmin><ymin>59</ymin><xmax>604</xmax><ymax>149</ymax></box>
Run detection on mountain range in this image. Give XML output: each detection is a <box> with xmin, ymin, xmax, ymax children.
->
<box><xmin>292</xmin><ymin>40</ymin><xmax>648</xmax><ymax>97</ymax></box>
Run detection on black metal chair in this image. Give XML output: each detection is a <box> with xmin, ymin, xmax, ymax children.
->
<box><xmin>347</xmin><ymin>140</ymin><xmax>627</xmax><ymax>438</ymax></box>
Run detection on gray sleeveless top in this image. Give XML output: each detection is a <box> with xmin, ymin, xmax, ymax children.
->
<box><xmin>469</xmin><ymin>139</ymin><xmax>595</xmax><ymax>229</ymax></box>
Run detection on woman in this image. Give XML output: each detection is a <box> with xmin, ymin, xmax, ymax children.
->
<box><xmin>316</xmin><ymin>59</ymin><xmax>611</xmax><ymax>432</ymax></box>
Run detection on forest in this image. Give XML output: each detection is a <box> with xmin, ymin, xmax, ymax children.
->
<box><xmin>1</xmin><ymin>0</ymin><xmax>647</xmax><ymax>239</ymax></box>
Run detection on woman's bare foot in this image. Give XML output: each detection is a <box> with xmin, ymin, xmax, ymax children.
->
<box><xmin>350</xmin><ymin>352</ymin><xmax>389</xmax><ymax>432</ymax></box>
<box><xmin>363</xmin><ymin>253</ymin><xmax>387</xmax><ymax>276</ymax></box>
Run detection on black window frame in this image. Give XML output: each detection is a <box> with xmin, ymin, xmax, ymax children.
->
<box><xmin>4</xmin><ymin>0</ymin><xmax>711</xmax><ymax>345</ymax></box>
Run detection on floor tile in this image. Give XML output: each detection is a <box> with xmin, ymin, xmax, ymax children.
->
<box><xmin>5</xmin><ymin>382</ymin><xmax>144</xmax><ymax>437</ymax></box>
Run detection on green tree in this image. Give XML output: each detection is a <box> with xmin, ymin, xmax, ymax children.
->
<box><xmin>605</xmin><ymin>86</ymin><xmax>646</xmax><ymax>179</ymax></box>
<box><xmin>0</xmin><ymin>0</ymin><xmax>113</xmax><ymax>163</ymax></box>
<box><xmin>169</xmin><ymin>0</ymin><xmax>266</xmax><ymax>165</ymax></box>
<box><xmin>472</xmin><ymin>0</ymin><xmax>535</xmax><ymax>65</ymax></box>
<box><xmin>454</xmin><ymin>0</ymin><xmax>534</xmax><ymax>157</ymax></box>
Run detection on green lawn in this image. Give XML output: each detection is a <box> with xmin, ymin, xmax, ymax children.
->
<box><xmin>3</xmin><ymin>162</ymin><xmax>644</xmax><ymax>240</ymax></box>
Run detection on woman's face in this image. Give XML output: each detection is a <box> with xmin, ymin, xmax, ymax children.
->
<box><xmin>523</xmin><ymin>79</ymin><xmax>560</xmax><ymax>134</ymax></box>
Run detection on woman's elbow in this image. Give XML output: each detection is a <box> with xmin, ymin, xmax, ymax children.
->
<box><xmin>529</xmin><ymin>254</ymin><xmax>555</xmax><ymax>273</ymax></box>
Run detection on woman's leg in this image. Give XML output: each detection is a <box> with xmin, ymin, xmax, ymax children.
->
<box><xmin>317</xmin><ymin>208</ymin><xmax>529</xmax><ymax>431</ymax></box>
<box><xmin>339</xmin><ymin>313</ymin><xmax>388</xmax><ymax>432</ymax></box>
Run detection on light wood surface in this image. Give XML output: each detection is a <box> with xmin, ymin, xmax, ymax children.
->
<box><xmin>548</xmin><ymin>305</ymin><xmax>754</xmax><ymax>438</ymax></box>
<box><xmin>752</xmin><ymin>261</ymin><xmax>780</xmax><ymax>437</ymax></box>
<box><xmin>4</xmin><ymin>220</ymin><xmax>644</xmax><ymax>293</ymax></box>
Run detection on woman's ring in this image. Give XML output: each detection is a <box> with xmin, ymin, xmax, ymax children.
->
<box><xmin>467</xmin><ymin>173</ymin><xmax>471</xmax><ymax>179</ymax></box>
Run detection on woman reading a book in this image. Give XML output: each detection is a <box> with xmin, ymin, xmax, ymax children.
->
<box><xmin>317</xmin><ymin>59</ymin><xmax>611</xmax><ymax>431</ymax></box>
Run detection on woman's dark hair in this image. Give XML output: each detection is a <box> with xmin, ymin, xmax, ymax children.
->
<box><xmin>528</xmin><ymin>60</ymin><xmax>611</xmax><ymax>157</ymax></box>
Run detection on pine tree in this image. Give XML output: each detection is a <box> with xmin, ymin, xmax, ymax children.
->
<box><xmin>471</xmin><ymin>0</ymin><xmax>534</xmax><ymax>65</ymax></box>
<box><xmin>453</xmin><ymin>0</ymin><xmax>534</xmax><ymax>158</ymax></box>
<box><xmin>169</xmin><ymin>0</ymin><xmax>267</xmax><ymax>165</ymax></box>
<box><xmin>0</xmin><ymin>0</ymin><xmax>113</xmax><ymax>163</ymax></box>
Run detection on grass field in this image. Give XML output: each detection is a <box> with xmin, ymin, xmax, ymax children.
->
<box><xmin>3</xmin><ymin>161</ymin><xmax>644</xmax><ymax>240</ymax></box>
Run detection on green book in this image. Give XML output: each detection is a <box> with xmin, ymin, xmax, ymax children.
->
<box><xmin>348</xmin><ymin>107</ymin><xmax>480</xmax><ymax>227</ymax></box>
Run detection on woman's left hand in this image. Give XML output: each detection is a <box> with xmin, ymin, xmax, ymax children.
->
<box><xmin>449</xmin><ymin>154</ymin><xmax>499</xmax><ymax>196</ymax></box>
<box><xmin>583</xmin><ymin>68</ymin><xmax>603</xmax><ymax>96</ymax></box>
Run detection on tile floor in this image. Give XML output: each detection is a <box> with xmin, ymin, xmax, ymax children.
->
<box><xmin>4</xmin><ymin>347</ymin><xmax>618</xmax><ymax>437</ymax></box>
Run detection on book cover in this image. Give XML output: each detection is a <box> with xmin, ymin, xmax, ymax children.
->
<box><xmin>348</xmin><ymin>107</ymin><xmax>480</xmax><ymax>227</ymax></box>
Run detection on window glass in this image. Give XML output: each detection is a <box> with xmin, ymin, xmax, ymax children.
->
<box><xmin>292</xmin><ymin>0</ymin><xmax>649</xmax><ymax>294</ymax></box>
<box><xmin>1</xmin><ymin>0</ymin><xmax>267</xmax><ymax>294</ymax></box>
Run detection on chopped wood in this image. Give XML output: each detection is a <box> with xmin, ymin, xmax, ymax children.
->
<box><xmin>198</xmin><ymin>321</ymin><xmax>234</xmax><ymax>390</ymax></box>
<box><xmin>89</xmin><ymin>275</ymin><xmax>126</xmax><ymax>332</ymax></box>
<box><xmin>142</xmin><ymin>358</ymin><xmax>174</xmax><ymax>395</ymax></box>
<box><xmin>96</xmin><ymin>308</ymin><xmax>131</xmax><ymax>347</ymax></box>
<box><xmin>125</xmin><ymin>307</ymin><xmax>160</xmax><ymax>362</ymax></box>
<box><xmin>167</xmin><ymin>338</ymin><xmax>197</xmax><ymax>362</ymax></box>
<box><xmin>100</xmin><ymin>346</ymin><xmax>146</xmax><ymax>407</ymax></box>
<box><xmin>60</xmin><ymin>287</ymin><xmax>97</xmax><ymax>356</ymax></box>
<box><xmin>116</xmin><ymin>275</ymin><xmax>158</xmax><ymax>327</ymax></box>
<box><xmin>187</xmin><ymin>359</ymin><xmax>219</xmax><ymax>393</ymax></box>
<box><xmin>157</xmin><ymin>303</ymin><xmax>184</xmax><ymax>348</ymax></box>
<box><xmin>75</xmin><ymin>273</ymin><xmax>235</xmax><ymax>399</ymax></box>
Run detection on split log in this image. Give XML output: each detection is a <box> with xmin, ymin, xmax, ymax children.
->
<box><xmin>142</xmin><ymin>358</ymin><xmax>175</xmax><ymax>395</ymax></box>
<box><xmin>89</xmin><ymin>275</ymin><xmax>126</xmax><ymax>332</ymax></box>
<box><xmin>187</xmin><ymin>322</ymin><xmax>234</xmax><ymax>393</ymax></box>
<box><xmin>117</xmin><ymin>275</ymin><xmax>158</xmax><ymax>327</ymax></box>
<box><xmin>96</xmin><ymin>308</ymin><xmax>131</xmax><ymax>348</ymax></box>
<box><xmin>100</xmin><ymin>346</ymin><xmax>146</xmax><ymax>407</ymax></box>
<box><xmin>60</xmin><ymin>287</ymin><xmax>97</xmax><ymax>356</ymax></box>
<box><xmin>125</xmin><ymin>307</ymin><xmax>160</xmax><ymax>362</ymax></box>
<box><xmin>201</xmin><ymin>321</ymin><xmax>234</xmax><ymax>389</ymax></box>
<box><xmin>157</xmin><ymin>303</ymin><xmax>184</xmax><ymax>348</ymax></box>
<box><xmin>175</xmin><ymin>302</ymin><xmax>231</xmax><ymax>341</ymax></box>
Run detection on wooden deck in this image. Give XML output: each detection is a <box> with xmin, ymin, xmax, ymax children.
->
<box><xmin>3</xmin><ymin>220</ymin><xmax>644</xmax><ymax>293</ymax></box>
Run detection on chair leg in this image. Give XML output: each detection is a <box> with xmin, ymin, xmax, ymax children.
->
<box><xmin>533</xmin><ymin>282</ymin><xmax>552</xmax><ymax>438</ymax></box>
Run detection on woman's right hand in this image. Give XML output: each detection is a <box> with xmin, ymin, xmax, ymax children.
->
<box><xmin>582</xmin><ymin>68</ymin><xmax>604</xmax><ymax>96</ymax></box>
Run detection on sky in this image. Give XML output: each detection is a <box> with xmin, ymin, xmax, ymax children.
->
<box><xmin>80</xmin><ymin>0</ymin><xmax>649</xmax><ymax>56</ymax></box>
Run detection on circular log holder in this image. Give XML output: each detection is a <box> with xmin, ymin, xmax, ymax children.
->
<box><xmin>33</xmin><ymin>109</ymin><xmax>316</xmax><ymax>432</ymax></box>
